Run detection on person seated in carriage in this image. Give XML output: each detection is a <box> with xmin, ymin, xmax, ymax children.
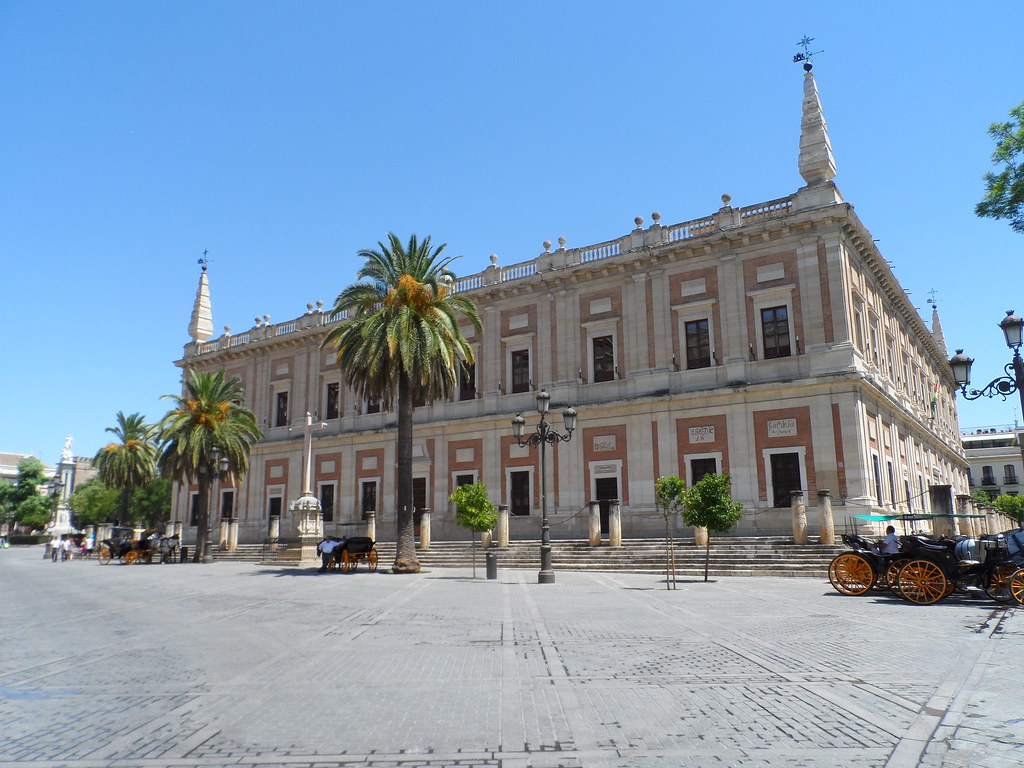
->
<box><xmin>880</xmin><ymin>525</ymin><xmax>900</xmax><ymax>554</ymax></box>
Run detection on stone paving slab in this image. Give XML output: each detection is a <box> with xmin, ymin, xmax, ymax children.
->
<box><xmin>1</xmin><ymin>546</ymin><xmax>1021</xmax><ymax>768</ymax></box>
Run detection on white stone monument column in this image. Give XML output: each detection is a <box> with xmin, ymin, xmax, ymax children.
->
<box><xmin>289</xmin><ymin>412</ymin><xmax>328</xmax><ymax>565</ymax></box>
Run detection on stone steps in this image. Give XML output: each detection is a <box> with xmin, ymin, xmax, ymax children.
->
<box><xmin>211</xmin><ymin>537</ymin><xmax>843</xmax><ymax>577</ymax></box>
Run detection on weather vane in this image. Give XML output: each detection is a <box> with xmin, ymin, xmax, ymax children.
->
<box><xmin>198</xmin><ymin>248</ymin><xmax>211</xmax><ymax>272</ymax></box>
<box><xmin>927</xmin><ymin>288</ymin><xmax>940</xmax><ymax>307</ymax></box>
<box><xmin>793</xmin><ymin>36</ymin><xmax>824</xmax><ymax>70</ymax></box>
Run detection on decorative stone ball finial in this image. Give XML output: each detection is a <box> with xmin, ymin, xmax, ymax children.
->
<box><xmin>489</xmin><ymin>253</ymin><xmax>498</xmax><ymax>266</ymax></box>
<box><xmin>263</xmin><ymin>314</ymin><xmax>270</xmax><ymax>323</ymax></box>
<box><xmin>651</xmin><ymin>211</ymin><xmax>661</xmax><ymax>223</ymax></box>
<box><xmin>634</xmin><ymin>216</ymin><xmax>644</xmax><ymax>228</ymax></box>
<box><xmin>224</xmin><ymin>325</ymin><xmax>231</xmax><ymax>334</ymax></box>
<box><xmin>557</xmin><ymin>236</ymin><xmax>566</xmax><ymax>249</ymax></box>
<box><xmin>543</xmin><ymin>240</ymin><xmax>552</xmax><ymax>252</ymax></box>
<box><xmin>316</xmin><ymin>300</ymin><xmax>323</xmax><ymax>310</ymax></box>
<box><xmin>721</xmin><ymin>193</ymin><xmax>732</xmax><ymax>206</ymax></box>
<box><xmin>254</xmin><ymin>316</ymin><xmax>262</xmax><ymax>326</ymax></box>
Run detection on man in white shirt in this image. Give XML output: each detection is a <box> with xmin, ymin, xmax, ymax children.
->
<box><xmin>317</xmin><ymin>536</ymin><xmax>340</xmax><ymax>572</ymax></box>
<box><xmin>881</xmin><ymin>525</ymin><xmax>900</xmax><ymax>554</ymax></box>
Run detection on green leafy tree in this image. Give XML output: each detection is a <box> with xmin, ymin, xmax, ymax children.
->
<box><xmin>993</xmin><ymin>494</ymin><xmax>1024</xmax><ymax>525</ymax></box>
<box><xmin>67</xmin><ymin>478</ymin><xmax>121</xmax><ymax>528</ymax></box>
<box><xmin>976</xmin><ymin>100</ymin><xmax>1024</xmax><ymax>233</ymax></box>
<box><xmin>655</xmin><ymin>475</ymin><xmax>686</xmax><ymax>590</ymax></box>
<box><xmin>970</xmin><ymin>489</ymin><xmax>994</xmax><ymax>506</ymax></box>
<box><xmin>323</xmin><ymin>233</ymin><xmax>481</xmax><ymax>573</ymax></box>
<box><xmin>0</xmin><ymin>479</ymin><xmax>15</xmax><ymax>529</ymax></box>
<box><xmin>131</xmin><ymin>476</ymin><xmax>173</xmax><ymax>529</ymax></box>
<box><xmin>450</xmin><ymin>483</ymin><xmax>499</xmax><ymax>577</ymax></box>
<box><xmin>93</xmin><ymin>411</ymin><xmax>158</xmax><ymax>526</ymax></box>
<box><xmin>681</xmin><ymin>473</ymin><xmax>744</xmax><ymax>582</ymax></box>
<box><xmin>7</xmin><ymin>458</ymin><xmax>52</xmax><ymax>530</ymax></box>
<box><xmin>157</xmin><ymin>369</ymin><xmax>261</xmax><ymax>563</ymax></box>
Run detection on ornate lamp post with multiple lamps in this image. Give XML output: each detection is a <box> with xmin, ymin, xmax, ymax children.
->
<box><xmin>511</xmin><ymin>390</ymin><xmax>577</xmax><ymax>584</ymax></box>
<box><xmin>949</xmin><ymin>310</ymin><xmax>1024</xmax><ymax>412</ymax></box>
<box><xmin>949</xmin><ymin>310</ymin><xmax>1024</xmax><ymax>488</ymax></box>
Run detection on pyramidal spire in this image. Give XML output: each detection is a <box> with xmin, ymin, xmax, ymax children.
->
<box><xmin>188</xmin><ymin>255</ymin><xmax>214</xmax><ymax>342</ymax></box>
<box><xmin>798</xmin><ymin>66</ymin><xmax>837</xmax><ymax>186</ymax></box>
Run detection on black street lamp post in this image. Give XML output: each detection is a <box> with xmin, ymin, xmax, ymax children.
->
<box><xmin>511</xmin><ymin>390</ymin><xmax>578</xmax><ymax>584</ymax></box>
<box><xmin>949</xmin><ymin>310</ymin><xmax>1024</xmax><ymax>498</ymax></box>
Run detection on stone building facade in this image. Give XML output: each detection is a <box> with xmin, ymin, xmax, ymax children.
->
<box><xmin>170</xmin><ymin>69</ymin><xmax>969</xmax><ymax>545</ymax></box>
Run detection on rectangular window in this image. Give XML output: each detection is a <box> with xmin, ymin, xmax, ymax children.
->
<box><xmin>459</xmin><ymin>362</ymin><xmax>476</xmax><ymax>401</ymax></box>
<box><xmin>887</xmin><ymin>461</ymin><xmax>897</xmax><ymax>507</ymax></box>
<box><xmin>456</xmin><ymin>474</ymin><xmax>475</xmax><ymax>487</ymax></box>
<box><xmin>220</xmin><ymin>490</ymin><xmax>234</xmax><ymax>520</ymax></box>
<box><xmin>189</xmin><ymin>493</ymin><xmax>200</xmax><ymax>526</ymax></box>
<box><xmin>905</xmin><ymin>479</ymin><xmax>913</xmax><ymax>513</ymax></box>
<box><xmin>592</xmin><ymin>335</ymin><xmax>615</xmax><ymax>382</ymax></box>
<box><xmin>872</xmin><ymin>455</ymin><xmax>884</xmax><ymax>504</ymax></box>
<box><xmin>684</xmin><ymin>319</ymin><xmax>711</xmax><ymax>369</ymax></box>
<box><xmin>761</xmin><ymin>306</ymin><xmax>791</xmax><ymax>359</ymax></box>
<box><xmin>690</xmin><ymin>457</ymin><xmax>717</xmax><ymax>485</ymax></box>
<box><xmin>320</xmin><ymin>484</ymin><xmax>335</xmax><ymax>523</ymax></box>
<box><xmin>511</xmin><ymin>350</ymin><xmax>530</xmax><ymax>393</ymax></box>
<box><xmin>366</xmin><ymin>396</ymin><xmax>380</xmax><ymax>414</ymax></box>
<box><xmin>510</xmin><ymin>470</ymin><xmax>530</xmax><ymax>516</ymax></box>
<box><xmin>325</xmin><ymin>382</ymin><xmax>340</xmax><ymax>420</ymax></box>
<box><xmin>275</xmin><ymin>392</ymin><xmax>289</xmax><ymax>427</ymax></box>
<box><xmin>982</xmin><ymin>465</ymin><xmax>996</xmax><ymax>485</ymax></box>
<box><xmin>361</xmin><ymin>481</ymin><xmax>377</xmax><ymax>518</ymax></box>
<box><xmin>1004</xmin><ymin>465</ymin><xmax>1018</xmax><ymax>484</ymax></box>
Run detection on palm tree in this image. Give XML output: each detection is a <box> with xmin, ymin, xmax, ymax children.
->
<box><xmin>93</xmin><ymin>412</ymin><xmax>158</xmax><ymax>527</ymax></box>
<box><xmin>323</xmin><ymin>233</ymin><xmax>481</xmax><ymax>573</ymax></box>
<box><xmin>157</xmin><ymin>369</ymin><xmax>261</xmax><ymax>563</ymax></box>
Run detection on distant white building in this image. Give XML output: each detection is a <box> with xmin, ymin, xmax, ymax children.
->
<box><xmin>962</xmin><ymin>426</ymin><xmax>1024</xmax><ymax>500</ymax></box>
<box><xmin>0</xmin><ymin>452</ymin><xmax>53</xmax><ymax>486</ymax></box>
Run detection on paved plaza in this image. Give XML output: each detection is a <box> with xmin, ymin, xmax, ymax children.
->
<box><xmin>1</xmin><ymin>545</ymin><xmax>1021</xmax><ymax>768</ymax></box>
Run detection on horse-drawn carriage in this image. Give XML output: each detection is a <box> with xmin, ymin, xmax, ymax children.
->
<box><xmin>324</xmin><ymin>536</ymin><xmax>378</xmax><ymax>573</ymax></box>
<box><xmin>829</xmin><ymin>525</ymin><xmax>1024</xmax><ymax>605</ymax></box>
<box><xmin>97</xmin><ymin>530</ymin><xmax>179</xmax><ymax>565</ymax></box>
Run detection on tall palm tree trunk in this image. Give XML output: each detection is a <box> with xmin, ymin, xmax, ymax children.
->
<box><xmin>393</xmin><ymin>373</ymin><xmax>419</xmax><ymax>573</ymax></box>
<box><xmin>193</xmin><ymin>477</ymin><xmax>210</xmax><ymax>564</ymax></box>
<box><xmin>118</xmin><ymin>488</ymin><xmax>132</xmax><ymax>527</ymax></box>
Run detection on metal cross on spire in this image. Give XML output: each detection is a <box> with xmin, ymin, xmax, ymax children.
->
<box><xmin>198</xmin><ymin>249</ymin><xmax>211</xmax><ymax>272</ymax></box>
<box><xmin>927</xmin><ymin>288</ymin><xmax>940</xmax><ymax>307</ymax></box>
<box><xmin>793</xmin><ymin>36</ymin><xmax>824</xmax><ymax>70</ymax></box>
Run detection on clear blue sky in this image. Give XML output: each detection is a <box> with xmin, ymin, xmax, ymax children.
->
<box><xmin>2</xmin><ymin>1</ymin><xmax>1022</xmax><ymax>468</ymax></box>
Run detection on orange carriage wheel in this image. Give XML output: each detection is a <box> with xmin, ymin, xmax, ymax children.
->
<box><xmin>827</xmin><ymin>553</ymin><xmax>875</xmax><ymax>595</ymax></box>
<box><xmin>1009</xmin><ymin>567</ymin><xmax>1024</xmax><ymax>606</ymax></box>
<box><xmin>896</xmin><ymin>559</ymin><xmax>949</xmax><ymax>605</ymax></box>
<box><xmin>123</xmin><ymin>550</ymin><xmax>138</xmax><ymax>565</ymax></box>
<box><xmin>983</xmin><ymin>563</ymin><xmax>1016</xmax><ymax>603</ymax></box>
<box><xmin>98</xmin><ymin>544</ymin><xmax>112</xmax><ymax>565</ymax></box>
<box><xmin>342</xmin><ymin>550</ymin><xmax>357</xmax><ymax>573</ymax></box>
<box><xmin>367</xmin><ymin>549</ymin><xmax>378</xmax><ymax>572</ymax></box>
